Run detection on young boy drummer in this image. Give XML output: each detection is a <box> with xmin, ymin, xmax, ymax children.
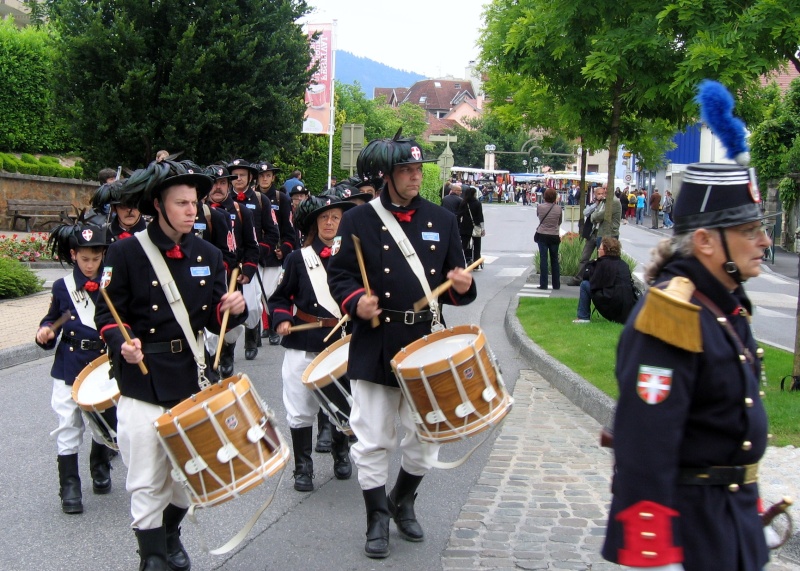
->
<box><xmin>95</xmin><ymin>160</ymin><xmax>247</xmax><ymax>571</ymax></box>
<box><xmin>36</xmin><ymin>221</ymin><xmax>114</xmax><ymax>514</ymax></box>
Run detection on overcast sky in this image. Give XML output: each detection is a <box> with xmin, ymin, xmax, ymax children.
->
<box><xmin>302</xmin><ymin>0</ymin><xmax>490</xmax><ymax>79</ymax></box>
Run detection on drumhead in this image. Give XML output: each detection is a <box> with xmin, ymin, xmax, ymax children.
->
<box><xmin>308</xmin><ymin>342</ymin><xmax>349</xmax><ymax>383</ymax></box>
<box><xmin>397</xmin><ymin>333</ymin><xmax>477</xmax><ymax>369</ymax></box>
<box><xmin>76</xmin><ymin>362</ymin><xmax>118</xmax><ymax>406</ymax></box>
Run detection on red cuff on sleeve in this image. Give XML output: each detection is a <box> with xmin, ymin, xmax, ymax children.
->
<box><xmin>616</xmin><ymin>500</ymin><xmax>683</xmax><ymax>567</ymax></box>
<box><xmin>341</xmin><ymin>288</ymin><xmax>365</xmax><ymax>315</ymax></box>
<box><xmin>99</xmin><ymin>323</ymin><xmax>121</xmax><ymax>341</ymax></box>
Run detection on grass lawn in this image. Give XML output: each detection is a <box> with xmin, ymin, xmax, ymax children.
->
<box><xmin>517</xmin><ymin>297</ymin><xmax>800</xmax><ymax>447</ymax></box>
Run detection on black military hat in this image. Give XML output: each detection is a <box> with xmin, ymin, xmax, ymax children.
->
<box><xmin>285</xmin><ymin>180</ymin><xmax>309</xmax><ymax>196</ymax></box>
<box><xmin>205</xmin><ymin>164</ymin><xmax>237</xmax><ymax>182</ymax></box>
<box><xmin>294</xmin><ymin>195</ymin><xmax>355</xmax><ymax>235</ymax></box>
<box><xmin>357</xmin><ymin>129</ymin><xmax>435</xmax><ymax>182</ymax></box>
<box><xmin>91</xmin><ymin>180</ymin><xmax>126</xmax><ymax>209</ymax></box>
<box><xmin>252</xmin><ymin>160</ymin><xmax>281</xmax><ymax>174</ymax></box>
<box><xmin>672</xmin><ymin>163</ymin><xmax>772</xmax><ymax>234</ymax></box>
<box><xmin>123</xmin><ymin>159</ymin><xmax>212</xmax><ymax>217</ymax></box>
<box><xmin>48</xmin><ymin>220</ymin><xmax>108</xmax><ymax>266</ymax></box>
<box><xmin>226</xmin><ymin>158</ymin><xmax>258</xmax><ymax>177</ymax></box>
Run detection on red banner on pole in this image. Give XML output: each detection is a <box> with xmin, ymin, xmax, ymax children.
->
<box><xmin>303</xmin><ymin>23</ymin><xmax>333</xmax><ymax>134</ymax></box>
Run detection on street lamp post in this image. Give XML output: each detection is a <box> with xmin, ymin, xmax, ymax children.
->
<box><xmin>522</xmin><ymin>159</ymin><xmax>528</xmax><ymax>173</ymax></box>
<box><xmin>484</xmin><ymin>144</ymin><xmax>496</xmax><ymax>171</ymax></box>
<box><xmin>533</xmin><ymin>157</ymin><xmax>539</xmax><ymax>174</ymax></box>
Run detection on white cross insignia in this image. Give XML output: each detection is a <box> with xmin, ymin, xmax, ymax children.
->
<box><xmin>411</xmin><ymin>146</ymin><xmax>422</xmax><ymax>160</ymax></box>
<box><xmin>636</xmin><ymin>365</ymin><xmax>673</xmax><ymax>404</ymax></box>
<box><xmin>81</xmin><ymin>229</ymin><xmax>93</xmax><ymax>241</ymax></box>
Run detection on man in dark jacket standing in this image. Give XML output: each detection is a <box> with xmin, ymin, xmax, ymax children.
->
<box><xmin>327</xmin><ymin>132</ymin><xmax>476</xmax><ymax>560</ymax></box>
<box><xmin>441</xmin><ymin>182</ymin><xmax>462</xmax><ymax>214</ymax></box>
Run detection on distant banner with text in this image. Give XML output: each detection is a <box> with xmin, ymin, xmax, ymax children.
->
<box><xmin>303</xmin><ymin>23</ymin><xmax>333</xmax><ymax>135</ymax></box>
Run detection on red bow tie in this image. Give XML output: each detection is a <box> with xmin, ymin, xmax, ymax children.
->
<box><xmin>165</xmin><ymin>245</ymin><xmax>184</xmax><ymax>259</ymax></box>
<box><xmin>118</xmin><ymin>231</ymin><xmax>132</xmax><ymax>240</ymax></box>
<box><xmin>319</xmin><ymin>247</ymin><xmax>332</xmax><ymax>259</ymax></box>
<box><xmin>392</xmin><ymin>209</ymin><xmax>416</xmax><ymax>223</ymax></box>
<box><xmin>211</xmin><ymin>203</ymin><xmax>220</xmax><ymax>208</ymax></box>
<box><xmin>236</xmin><ymin>192</ymin><xmax>246</xmax><ymax>202</ymax></box>
<box><xmin>84</xmin><ymin>281</ymin><xmax>99</xmax><ymax>292</ymax></box>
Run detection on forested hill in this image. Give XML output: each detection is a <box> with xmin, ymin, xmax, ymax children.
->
<box><xmin>336</xmin><ymin>51</ymin><xmax>425</xmax><ymax>99</ymax></box>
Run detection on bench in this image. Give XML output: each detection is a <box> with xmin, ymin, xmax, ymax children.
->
<box><xmin>6</xmin><ymin>199</ymin><xmax>77</xmax><ymax>232</ymax></box>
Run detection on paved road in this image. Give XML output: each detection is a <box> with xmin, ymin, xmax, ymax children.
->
<box><xmin>1</xmin><ymin>203</ymin><xmax>796</xmax><ymax>570</ymax></box>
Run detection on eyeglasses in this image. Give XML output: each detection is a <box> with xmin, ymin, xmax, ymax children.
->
<box><xmin>730</xmin><ymin>222</ymin><xmax>770</xmax><ymax>241</ymax></box>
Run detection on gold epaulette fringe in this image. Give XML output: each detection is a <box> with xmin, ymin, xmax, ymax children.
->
<box><xmin>634</xmin><ymin>277</ymin><xmax>703</xmax><ymax>353</ymax></box>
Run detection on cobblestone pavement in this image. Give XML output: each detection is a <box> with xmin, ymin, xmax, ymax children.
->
<box><xmin>0</xmin><ymin>292</ymin><xmax>51</xmax><ymax>350</ymax></box>
<box><xmin>441</xmin><ymin>369</ymin><xmax>799</xmax><ymax>571</ymax></box>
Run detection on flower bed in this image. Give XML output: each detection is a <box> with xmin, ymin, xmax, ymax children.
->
<box><xmin>0</xmin><ymin>232</ymin><xmax>54</xmax><ymax>263</ymax></box>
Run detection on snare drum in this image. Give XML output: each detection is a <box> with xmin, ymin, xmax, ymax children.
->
<box><xmin>154</xmin><ymin>374</ymin><xmax>289</xmax><ymax>508</ymax></box>
<box><xmin>72</xmin><ymin>355</ymin><xmax>119</xmax><ymax>450</ymax></box>
<box><xmin>301</xmin><ymin>335</ymin><xmax>353</xmax><ymax>436</ymax></box>
<box><xmin>391</xmin><ymin>324</ymin><xmax>512</xmax><ymax>443</ymax></box>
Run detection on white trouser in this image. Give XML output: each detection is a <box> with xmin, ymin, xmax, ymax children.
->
<box><xmin>117</xmin><ymin>396</ymin><xmax>190</xmax><ymax>530</ymax></box>
<box><xmin>204</xmin><ymin>324</ymin><xmax>245</xmax><ymax>355</ymax></box>
<box><xmin>259</xmin><ymin>265</ymin><xmax>282</xmax><ymax>300</ymax></box>
<box><xmin>349</xmin><ymin>379</ymin><xmax>440</xmax><ymax>490</ymax></box>
<box><xmin>51</xmin><ymin>378</ymin><xmax>96</xmax><ymax>454</ymax></box>
<box><xmin>282</xmin><ymin>348</ymin><xmax>319</xmax><ymax>429</ymax></box>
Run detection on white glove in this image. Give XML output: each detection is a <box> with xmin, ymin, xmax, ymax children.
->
<box><xmin>764</xmin><ymin>524</ymin><xmax>782</xmax><ymax>549</ymax></box>
<box><xmin>626</xmin><ymin>565</ymin><xmax>684</xmax><ymax>571</ymax></box>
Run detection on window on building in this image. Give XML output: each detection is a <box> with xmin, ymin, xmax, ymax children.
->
<box><xmin>419</xmin><ymin>96</ymin><xmax>427</xmax><ymax>103</ymax></box>
<box><xmin>454</xmin><ymin>83</ymin><xmax>461</xmax><ymax>89</ymax></box>
<box><xmin>434</xmin><ymin>82</ymin><xmax>441</xmax><ymax>88</ymax></box>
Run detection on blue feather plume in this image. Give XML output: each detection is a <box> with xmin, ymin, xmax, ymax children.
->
<box><xmin>696</xmin><ymin>80</ymin><xmax>750</xmax><ymax>165</ymax></box>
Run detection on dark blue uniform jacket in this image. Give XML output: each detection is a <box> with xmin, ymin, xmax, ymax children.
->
<box><xmin>38</xmin><ymin>266</ymin><xmax>105</xmax><ymax>384</ymax></box>
<box><xmin>326</xmin><ymin>192</ymin><xmax>477</xmax><ymax>387</ymax></box>
<box><xmin>268</xmin><ymin>237</ymin><xmax>350</xmax><ymax>353</ymax></box>
<box><xmin>95</xmin><ymin>223</ymin><xmax>247</xmax><ymax>407</ymax></box>
<box><xmin>603</xmin><ymin>256</ymin><xmax>769</xmax><ymax>571</ymax></box>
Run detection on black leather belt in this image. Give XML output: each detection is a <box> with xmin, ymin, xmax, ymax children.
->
<box><xmin>381</xmin><ymin>309</ymin><xmax>434</xmax><ymax>325</ymax></box>
<box><xmin>679</xmin><ymin>464</ymin><xmax>758</xmax><ymax>486</ymax></box>
<box><xmin>142</xmin><ymin>339</ymin><xmax>184</xmax><ymax>354</ymax></box>
<box><xmin>62</xmin><ymin>336</ymin><xmax>104</xmax><ymax>351</ymax></box>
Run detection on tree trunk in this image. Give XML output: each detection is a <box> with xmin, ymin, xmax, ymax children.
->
<box><xmin>605</xmin><ymin>79</ymin><xmax>624</xmax><ymax>224</ymax></box>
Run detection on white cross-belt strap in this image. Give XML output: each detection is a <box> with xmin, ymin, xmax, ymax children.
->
<box><xmin>300</xmin><ymin>246</ymin><xmax>342</xmax><ymax>319</ymax></box>
<box><xmin>64</xmin><ymin>273</ymin><xmax>97</xmax><ymax>330</ymax></box>
<box><xmin>135</xmin><ymin>231</ymin><xmax>209</xmax><ymax>388</ymax></box>
<box><xmin>369</xmin><ymin>198</ymin><xmax>438</xmax><ymax>314</ymax></box>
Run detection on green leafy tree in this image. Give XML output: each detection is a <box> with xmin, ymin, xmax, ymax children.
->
<box><xmin>0</xmin><ymin>19</ymin><xmax>73</xmax><ymax>153</ymax></box>
<box><xmin>47</xmin><ymin>0</ymin><xmax>313</xmax><ymax>172</ymax></box>
<box><xmin>480</xmin><ymin>0</ymin><xmax>797</xmax><ymax>226</ymax></box>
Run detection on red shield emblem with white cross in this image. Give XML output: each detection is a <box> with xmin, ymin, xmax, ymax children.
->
<box><xmin>636</xmin><ymin>365</ymin><xmax>673</xmax><ymax>404</ymax></box>
<box><xmin>411</xmin><ymin>146</ymin><xmax>422</xmax><ymax>161</ymax></box>
<box><xmin>82</xmin><ymin>229</ymin><xmax>93</xmax><ymax>242</ymax></box>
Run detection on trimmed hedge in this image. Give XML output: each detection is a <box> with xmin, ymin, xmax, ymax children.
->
<box><xmin>0</xmin><ymin>257</ymin><xmax>44</xmax><ymax>298</ymax></box>
<box><xmin>0</xmin><ymin>152</ymin><xmax>83</xmax><ymax>179</ymax></box>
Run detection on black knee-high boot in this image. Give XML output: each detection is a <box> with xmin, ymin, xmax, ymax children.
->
<box><xmin>89</xmin><ymin>440</ymin><xmax>112</xmax><ymax>494</ymax></box>
<box><xmin>314</xmin><ymin>409</ymin><xmax>332</xmax><ymax>453</ymax></box>
<box><xmin>362</xmin><ymin>486</ymin><xmax>390</xmax><ymax>558</ymax></box>
<box><xmin>135</xmin><ymin>527</ymin><xmax>168</xmax><ymax>571</ymax></box>
<box><xmin>163</xmin><ymin>504</ymin><xmax>191</xmax><ymax>571</ymax></box>
<box><xmin>330</xmin><ymin>429</ymin><xmax>351</xmax><ymax>480</ymax></box>
<box><xmin>57</xmin><ymin>454</ymin><xmax>83</xmax><ymax>514</ymax></box>
<box><xmin>388</xmin><ymin>468</ymin><xmax>425</xmax><ymax>541</ymax></box>
<box><xmin>290</xmin><ymin>427</ymin><xmax>314</xmax><ymax>492</ymax></box>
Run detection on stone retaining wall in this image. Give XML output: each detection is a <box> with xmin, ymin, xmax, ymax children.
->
<box><xmin>0</xmin><ymin>172</ymin><xmax>97</xmax><ymax>231</ymax></box>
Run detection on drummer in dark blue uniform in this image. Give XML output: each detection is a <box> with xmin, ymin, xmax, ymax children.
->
<box><xmin>602</xmin><ymin>85</ymin><xmax>774</xmax><ymax>570</ymax></box>
<box><xmin>95</xmin><ymin>159</ymin><xmax>247</xmax><ymax>571</ymax></box>
<box><xmin>268</xmin><ymin>195</ymin><xmax>355</xmax><ymax>492</ymax></box>
<box><xmin>327</xmin><ymin>131</ymin><xmax>476</xmax><ymax>559</ymax></box>
<box><xmin>204</xmin><ymin>164</ymin><xmax>260</xmax><ymax>377</ymax></box>
<box><xmin>36</xmin><ymin>221</ymin><xmax>113</xmax><ymax>514</ymax></box>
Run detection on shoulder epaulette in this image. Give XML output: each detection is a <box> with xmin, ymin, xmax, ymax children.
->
<box><xmin>634</xmin><ymin>276</ymin><xmax>703</xmax><ymax>353</ymax></box>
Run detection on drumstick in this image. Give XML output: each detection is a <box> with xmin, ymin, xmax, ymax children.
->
<box><xmin>323</xmin><ymin>314</ymin><xmax>350</xmax><ymax>343</ymax></box>
<box><xmin>351</xmin><ymin>234</ymin><xmax>380</xmax><ymax>328</ymax></box>
<box><xmin>48</xmin><ymin>310</ymin><xmax>72</xmax><ymax>334</ymax></box>
<box><xmin>412</xmin><ymin>257</ymin><xmax>484</xmax><ymax>312</ymax></box>
<box><xmin>99</xmin><ymin>288</ymin><xmax>148</xmax><ymax>375</ymax></box>
<box><xmin>288</xmin><ymin>321</ymin><xmax>325</xmax><ymax>333</ymax></box>
<box><xmin>213</xmin><ymin>268</ymin><xmax>240</xmax><ymax>371</ymax></box>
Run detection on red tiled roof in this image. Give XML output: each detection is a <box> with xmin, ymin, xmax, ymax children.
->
<box><xmin>423</xmin><ymin>113</ymin><xmax>458</xmax><ymax>140</ymax></box>
<box><xmin>401</xmin><ymin>79</ymin><xmax>476</xmax><ymax>112</ymax></box>
<box><xmin>760</xmin><ymin>65</ymin><xmax>800</xmax><ymax>92</ymax></box>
